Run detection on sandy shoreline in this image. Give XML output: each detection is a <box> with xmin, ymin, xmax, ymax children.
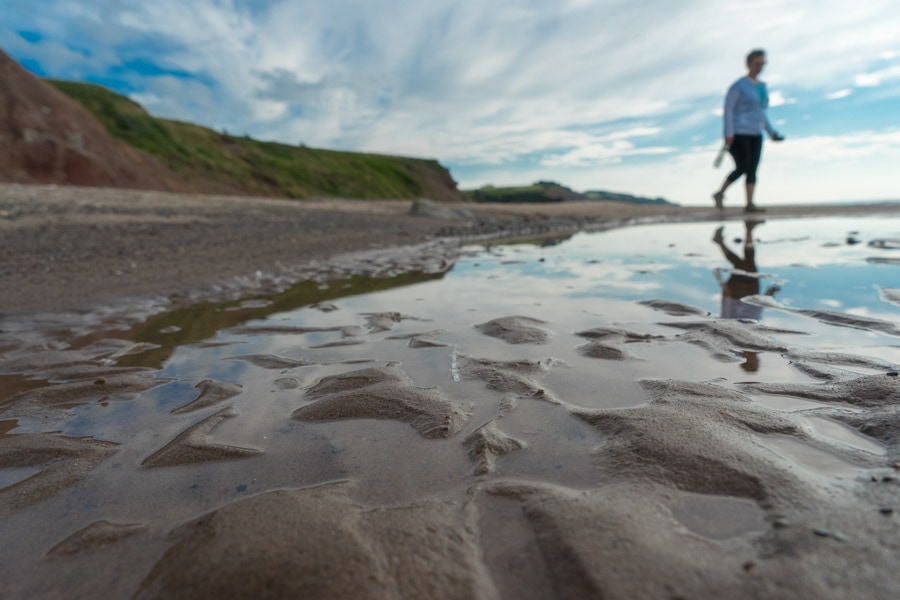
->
<box><xmin>1</xmin><ymin>184</ymin><xmax>900</xmax><ymax>599</ymax></box>
<box><xmin>3</xmin><ymin>183</ymin><xmax>898</xmax><ymax>317</ymax></box>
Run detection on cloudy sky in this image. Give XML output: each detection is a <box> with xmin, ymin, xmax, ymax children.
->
<box><xmin>3</xmin><ymin>0</ymin><xmax>899</xmax><ymax>205</ymax></box>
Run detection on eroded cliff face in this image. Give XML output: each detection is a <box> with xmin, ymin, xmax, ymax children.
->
<box><xmin>0</xmin><ymin>49</ymin><xmax>189</xmax><ymax>191</ymax></box>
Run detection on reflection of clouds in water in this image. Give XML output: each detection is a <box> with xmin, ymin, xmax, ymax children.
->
<box><xmin>840</xmin><ymin>305</ymin><xmax>900</xmax><ymax>323</ymax></box>
<box><xmin>157</xmin><ymin>216</ymin><xmax>900</xmax><ymax>382</ymax></box>
<box><xmin>819</xmin><ymin>299</ymin><xmax>844</xmax><ymax>308</ymax></box>
<box><xmin>161</xmin><ymin>344</ymin><xmax>251</xmax><ymax>382</ymax></box>
<box><xmin>880</xmin><ymin>288</ymin><xmax>900</xmax><ymax>307</ymax></box>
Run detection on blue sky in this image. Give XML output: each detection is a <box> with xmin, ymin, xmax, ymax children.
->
<box><xmin>3</xmin><ymin>0</ymin><xmax>900</xmax><ymax>205</ymax></box>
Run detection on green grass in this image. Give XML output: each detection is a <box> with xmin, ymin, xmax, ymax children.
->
<box><xmin>48</xmin><ymin>79</ymin><xmax>455</xmax><ymax>200</ymax></box>
<box><xmin>466</xmin><ymin>181</ymin><xmax>675</xmax><ymax>205</ymax></box>
<box><xmin>466</xmin><ymin>184</ymin><xmax>563</xmax><ymax>203</ymax></box>
<box><xmin>112</xmin><ymin>271</ymin><xmax>444</xmax><ymax>369</ymax></box>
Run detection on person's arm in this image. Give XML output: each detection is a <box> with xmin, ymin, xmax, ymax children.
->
<box><xmin>723</xmin><ymin>83</ymin><xmax>738</xmax><ymax>144</ymax></box>
<box><xmin>763</xmin><ymin>112</ymin><xmax>780</xmax><ymax>139</ymax></box>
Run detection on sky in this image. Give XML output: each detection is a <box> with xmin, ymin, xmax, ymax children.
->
<box><xmin>3</xmin><ymin>0</ymin><xmax>900</xmax><ymax>206</ymax></box>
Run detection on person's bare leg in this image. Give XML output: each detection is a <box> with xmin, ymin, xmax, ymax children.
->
<box><xmin>717</xmin><ymin>178</ymin><xmax>733</xmax><ymax>195</ymax></box>
<box><xmin>713</xmin><ymin>178</ymin><xmax>731</xmax><ymax>208</ymax></box>
<box><xmin>745</xmin><ymin>182</ymin><xmax>755</xmax><ymax>208</ymax></box>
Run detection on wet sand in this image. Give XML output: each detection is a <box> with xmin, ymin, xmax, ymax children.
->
<box><xmin>2</xmin><ymin>182</ymin><xmax>898</xmax><ymax>316</ymax></box>
<box><xmin>1</xmin><ymin>184</ymin><xmax>900</xmax><ymax>598</ymax></box>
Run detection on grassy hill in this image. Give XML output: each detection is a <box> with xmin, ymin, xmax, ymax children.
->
<box><xmin>48</xmin><ymin>80</ymin><xmax>462</xmax><ymax>201</ymax></box>
<box><xmin>467</xmin><ymin>181</ymin><xmax>675</xmax><ymax>205</ymax></box>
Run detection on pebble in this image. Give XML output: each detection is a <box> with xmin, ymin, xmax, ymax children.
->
<box><xmin>813</xmin><ymin>528</ymin><xmax>847</xmax><ymax>542</ymax></box>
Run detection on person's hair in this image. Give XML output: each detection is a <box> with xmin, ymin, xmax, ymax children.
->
<box><xmin>746</xmin><ymin>49</ymin><xmax>766</xmax><ymax>66</ymax></box>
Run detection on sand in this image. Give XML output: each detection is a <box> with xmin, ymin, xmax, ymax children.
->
<box><xmin>1</xmin><ymin>183</ymin><xmax>900</xmax><ymax>598</ymax></box>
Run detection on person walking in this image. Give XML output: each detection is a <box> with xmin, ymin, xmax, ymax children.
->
<box><xmin>712</xmin><ymin>49</ymin><xmax>784</xmax><ymax>213</ymax></box>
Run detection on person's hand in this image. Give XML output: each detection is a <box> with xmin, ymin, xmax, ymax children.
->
<box><xmin>771</xmin><ymin>132</ymin><xmax>785</xmax><ymax>142</ymax></box>
<box><xmin>725</xmin><ymin>136</ymin><xmax>734</xmax><ymax>146</ymax></box>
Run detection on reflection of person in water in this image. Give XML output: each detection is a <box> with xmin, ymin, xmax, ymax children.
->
<box><xmin>712</xmin><ymin>220</ymin><xmax>779</xmax><ymax>320</ymax></box>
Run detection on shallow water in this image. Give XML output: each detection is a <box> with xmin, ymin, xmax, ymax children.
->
<box><xmin>1</xmin><ymin>215</ymin><xmax>899</xmax><ymax>594</ymax></box>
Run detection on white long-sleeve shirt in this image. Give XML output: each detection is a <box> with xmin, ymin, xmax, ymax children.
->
<box><xmin>723</xmin><ymin>76</ymin><xmax>776</xmax><ymax>138</ymax></box>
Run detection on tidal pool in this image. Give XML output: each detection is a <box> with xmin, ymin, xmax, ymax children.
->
<box><xmin>1</xmin><ymin>215</ymin><xmax>898</xmax><ymax>597</ymax></box>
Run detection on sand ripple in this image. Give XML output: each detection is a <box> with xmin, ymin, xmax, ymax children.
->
<box><xmin>575</xmin><ymin>327</ymin><xmax>664</xmax><ymax>360</ymax></box>
<box><xmin>459</xmin><ymin>356</ymin><xmax>559</xmax><ymax>407</ymax></box>
<box><xmin>742</xmin><ymin>372</ymin><xmax>900</xmax><ymax>409</ymax></box>
<box><xmin>142</xmin><ymin>407</ymin><xmax>260</xmax><ymax>468</ymax></box>
<box><xmin>0</xmin><ymin>432</ymin><xmax>118</xmax><ymax>515</ymax></box>
<box><xmin>661</xmin><ymin>319</ymin><xmax>804</xmax><ymax>362</ymax></box>
<box><xmin>744</xmin><ymin>295</ymin><xmax>900</xmax><ymax>336</ymax></box>
<box><xmin>639</xmin><ymin>298</ymin><xmax>710</xmax><ymax>316</ymax></box>
<box><xmin>292</xmin><ymin>364</ymin><xmax>468</xmax><ymax>438</ymax></box>
<box><xmin>138</xmin><ymin>482</ymin><xmax>493</xmax><ymax>600</ymax></box>
<box><xmin>47</xmin><ymin>520</ymin><xmax>146</xmax><ymax>556</ymax></box>
<box><xmin>1</xmin><ymin>373</ymin><xmax>164</xmax><ymax>417</ymax></box>
<box><xmin>475</xmin><ymin>316</ymin><xmax>552</xmax><ymax>345</ymax></box>
<box><xmin>464</xmin><ymin>421</ymin><xmax>526</xmax><ymax>475</ymax></box>
<box><xmin>574</xmin><ymin>379</ymin><xmax>823</xmax><ymax>505</ymax></box>
<box><xmin>226</xmin><ymin>354</ymin><xmax>310</xmax><ymax>369</ymax></box>
<box><xmin>171</xmin><ymin>380</ymin><xmax>243</xmax><ymax>414</ymax></box>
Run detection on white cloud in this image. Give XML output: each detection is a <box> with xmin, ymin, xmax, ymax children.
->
<box><xmin>825</xmin><ymin>89</ymin><xmax>853</xmax><ymax>100</ymax></box>
<box><xmin>768</xmin><ymin>91</ymin><xmax>796</xmax><ymax>107</ymax></box>
<box><xmin>855</xmin><ymin>73</ymin><xmax>882</xmax><ymax>87</ymax></box>
<box><xmin>853</xmin><ymin>64</ymin><xmax>900</xmax><ymax>88</ymax></box>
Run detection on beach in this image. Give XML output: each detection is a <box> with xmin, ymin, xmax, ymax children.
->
<box><xmin>2</xmin><ymin>183</ymin><xmax>900</xmax><ymax>599</ymax></box>
<box><xmin>3</xmin><ymin>183</ymin><xmax>897</xmax><ymax>316</ymax></box>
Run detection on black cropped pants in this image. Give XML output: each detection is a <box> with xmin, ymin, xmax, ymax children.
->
<box><xmin>726</xmin><ymin>134</ymin><xmax>762</xmax><ymax>184</ymax></box>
